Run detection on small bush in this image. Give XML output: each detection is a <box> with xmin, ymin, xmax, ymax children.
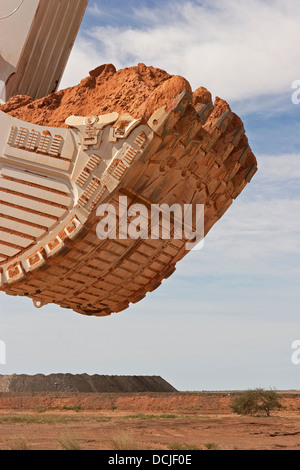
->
<box><xmin>231</xmin><ymin>388</ymin><xmax>282</xmax><ymax>417</ymax></box>
<box><xmin>111</xmin><ymin>432</ymin><xmax>139</xmax><ymax>450</ymax></box>
<box><xmin>34</xmin><ymin>406</ymin><xmax>45</xmax><ymax>413</ymax></box>
<box><xmin>62</xmin><ymin>404</ymin><xmax>82</xmax><ymax>412</ymax></box>
<box><xmin>6</xmin><ymin>437</ymin><xmax>32</xmax><ymax>450</ymax></box>
<box><xmin>56</xmin><ymin>434</ymin><xmax>82</xmax><ymax>450</ymax></box>
<box><xmin>204</xmin><ymin>442</ymin><xmax>220</xmax><ymax>450</ymax></box>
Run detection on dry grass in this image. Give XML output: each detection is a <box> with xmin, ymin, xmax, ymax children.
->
<box><xmin>56</xmin><ymin>433</ymin><xmax>82</xmax><ymax>450</ymax></box>
<box><xmin>168</xmin><ymin>442</ymin><xmax>200</xmax><ymax>450</ymax></box>
<box><xmin>5</xmin><ymin>437</ymin><xmax>32</xmax><ymax>450</ymax></box>
<box><xmin>111</xmin><ymin>431</ymin><xmax>140</xmax><ymax>450</ymax></box>
<box><xmin>205</xmin><ymin>442</ymin><xmax>221</xmax><ymax>450</ymax></box>
<box><xmin>0</xmin><ymin>414</ymin><xmax>78</xmax><ymax>424</ymax></box>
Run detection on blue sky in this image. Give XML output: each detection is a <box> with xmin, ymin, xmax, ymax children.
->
<box><xmin>1</xmin><ymin>0</ymin><xmax>300</xmax><ymax>391</ymax></box>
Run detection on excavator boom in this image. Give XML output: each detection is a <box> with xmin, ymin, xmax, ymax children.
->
<box><xmin>0</xmin><ymin>0</ymin><xmax>89</xmax><ymax>103</ymax></box>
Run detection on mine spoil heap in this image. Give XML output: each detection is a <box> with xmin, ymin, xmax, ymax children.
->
<box><xmin>0</xmin><ymin>63</ymin><xmax>257</xmax><ymax>317</ymax></box>
<box><xmin>0</xmin><ymin>374</ymin><xmax>177</xmax><ymax>393</ymax></box>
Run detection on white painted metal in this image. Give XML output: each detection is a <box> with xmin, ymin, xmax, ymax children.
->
<box><xmin>0</xmin><ymin>105</ymin><xmax>155</xmax><ymax>285</ymax></box>
<box><xmin>0</xmin><ymin>0</ymin><xmax>39</xmax><ymax>102</ymax></box>
<box><xmin>0</xmin><ymin>0</ymin><xmax>89</xmax><ymax>102</ymax></box>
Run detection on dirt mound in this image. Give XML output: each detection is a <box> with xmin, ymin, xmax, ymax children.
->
<box><xmin>0</xmin><ymin>61</ymin><xmax>255</xmax><ymax>166</ymax></box>
<box><xmin>0</xmin><ymin>62</ymin><xmax>233</xmax><ymax>134</ymax></box>
<box><xmin>0</xmin><ymin>63</ymin><xmax>190</xmax><ymax>127</ymax></box>
<box><xmin>0</xmin><ymin>374</ymin><xmax>177</xmax><ymax>393</ymax></box>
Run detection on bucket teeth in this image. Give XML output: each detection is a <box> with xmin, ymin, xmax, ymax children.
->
<box><xmin>148</xmin><ymin>91</ymin><xmax>192</xmax><ymax>137</ymax></box>
<box><xmin>0</xmin><ymin>90</ymin><xmax>257</xmax><ymax>317</ymax></box>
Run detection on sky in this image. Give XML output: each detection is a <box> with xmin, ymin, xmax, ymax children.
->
<box><xmin>1</xmin><ymin>0</ymin><xmax>300</xmax><ymax>391</ymax></box>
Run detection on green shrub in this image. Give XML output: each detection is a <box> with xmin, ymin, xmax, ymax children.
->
<box><xmin>62</xmin><ymin>404</ymin><xmax>82</xmax><ymax>412</ymax></box>
<box><xmin>231</xmin><ymin>388</ymin><xmax>282</xmax><ymax>417</ymax></box>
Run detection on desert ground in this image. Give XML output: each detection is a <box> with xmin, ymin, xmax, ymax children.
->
<box><xmin>0</xmin><ymin>391</ymin><xmax>300</xmax><ymax>450</ymax></box>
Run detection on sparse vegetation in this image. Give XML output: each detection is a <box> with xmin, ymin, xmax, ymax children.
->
<box><xmin>124</xmin><ymin>413</ymin><xmax>157</xmax><ymax>420</ymax></box>
<box><xmin>34</xmin><ymin>406</ymin><xmax>46</xmax><ymax>413</ymax></box>
<box><xmin>168</xmin><ymin>442</ymin><xmax>200</xmax><ymax>450</ymax></box>
<box><xmin>205</xmin><ymin>442</ymin><xmax>221</xmax><ymax>450</ymax></box>
<box><xmin>111</xmin><ymin>431</ymin><xmax>140</xmax><ymax>450</ymax></box>
<box><xmin>62</xmin><ymin>404</ymin><xmax>82</xmax><ymax>412</ymax></box>
<box><xmin>231</xmin><ymin>388</ymin><xmax>282</xmax><ymax>417</ymax></box>
<box><xmin>96</xmin><ymin>416</ymin><xmax>112</xmax><ymax>423</ymax></box>
<box><xmin>124</xmin><ymin>413</ymin><xmax>181</xmax><ymax>420</ymax></box>
<box><xmin>1</xmin><ymin>391</ymin><xmax>298</xmax><ymax>450</ymax></box>
<box><xmin>56</xmin><ymin>434</ymin><xmax>82</xmax><ymax>450</ymax></box>
<box><xmin>0</xmin><ymin>414</ymin><xmax>79</xmax><ymax>424</ymax></box>
<box><xmin>6</xmin><ymin>437</ymin><xmax>32</xmax><ymax>450</ymax></box>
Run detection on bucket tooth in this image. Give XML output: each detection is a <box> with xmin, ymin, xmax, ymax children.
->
<box><xmin>148</xmin><ymin>91</ymin><xmax>192</xmax><ymax>138</ymax></box>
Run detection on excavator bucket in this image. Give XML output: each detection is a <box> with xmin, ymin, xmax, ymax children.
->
<box><xmin>0</xmin><ymin>89</ymin><xmax>257</xmax><ymax>316</ymax></box>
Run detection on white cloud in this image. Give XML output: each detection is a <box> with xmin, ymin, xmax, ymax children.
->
<box><xmin>60</xmin><ymin>0</ymin><xmax>300</xmax><ymax>111</ymax></box>
<box><xmin>207</xmin><ymin>197</ymin><xmax>300</xmax><ymax>258</ymax></box>
<box><xmin>59</xmin><ymin>37</ymin><xmax>106</xmax><ymax>90</ymax></box>
<box><xmin>86</xmin><ymin>2</ymin><xmax>102</xmax><ymax>17</ymax></box>
<box><xmin>256</xmin><ymin>154</ymin><xmax>300</xmax><ymax>182</ymax></box>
